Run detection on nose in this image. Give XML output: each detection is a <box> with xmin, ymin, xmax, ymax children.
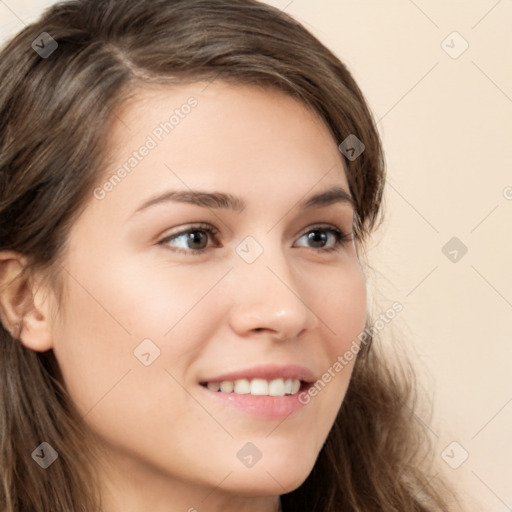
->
<box><xmin>227</xmin><ymin>243</ymin><xmax>319</xmax><ymax>341</ymax></box>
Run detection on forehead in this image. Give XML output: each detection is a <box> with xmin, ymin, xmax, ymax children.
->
<box><xmin>94</xmin><ymin>80</ymin><xmax>351</xmax><ymax>214</ymax></box>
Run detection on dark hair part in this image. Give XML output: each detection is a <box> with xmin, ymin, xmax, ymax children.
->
<box><xmin>0</xmin><ymin>0</ymin><xmax>459</xmax><ymax>510</ymax></box>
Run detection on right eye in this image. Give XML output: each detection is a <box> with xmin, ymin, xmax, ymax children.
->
<box><xmin>158</xmin><ymin>223</ymin><xmax>220</xmax><ymax>255</ymax></box>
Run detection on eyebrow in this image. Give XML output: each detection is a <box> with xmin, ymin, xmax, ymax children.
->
<box><xmin>130</xmin><ymin>185</ymin><xmax>356</xmax><ymax>218</ymax></box>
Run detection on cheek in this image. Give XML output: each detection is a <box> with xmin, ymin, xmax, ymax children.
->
<box><xmin>51</xmin><ymin>254</ymin><xmax>222</xmax><ymax>413</ymax></box>
<box><xmin>317</xmin><ymin>261</ymin><xmax>367</xmax><ymax>357</ymax></box>
<box><xmin>303</xmin><ymin>261</ymin><xmax>367</xmax><ymax>421</ymax></box>
<box><xmin>51</xmin><ymin>268</ymin><xmax>136</xmax><ymax>416</ymax></box>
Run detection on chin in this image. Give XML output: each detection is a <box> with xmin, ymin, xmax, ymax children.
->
<box><xmin>221</xmin><ymin>453</ymin><xmax>316</xmax><ymax>496</ymax></box>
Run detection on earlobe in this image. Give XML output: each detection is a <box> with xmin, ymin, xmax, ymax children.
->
<box><xmin>0</xmin><ymin>251</ymin><xmax>54</xmax><ymax>352</ymax></box>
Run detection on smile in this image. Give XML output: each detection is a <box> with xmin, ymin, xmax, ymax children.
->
<box><xmin>201</xmin><ymin>377</ymin><xmax>302</xmax><ymax>397</ymax></box>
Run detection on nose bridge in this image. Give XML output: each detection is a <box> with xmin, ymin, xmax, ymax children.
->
<box><xmin>227</xmin><ymin>234</ymin><xmax>319</xmax><ymax>338</ymax></box>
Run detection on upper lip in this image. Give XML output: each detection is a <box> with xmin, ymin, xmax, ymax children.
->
<box><xmin>199</xmin><ymin>364</ymin><xmax>317</xmax><ymax>384</ymax></box>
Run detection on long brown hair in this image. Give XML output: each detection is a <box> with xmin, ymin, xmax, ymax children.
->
<box><xmin>0</xmin><ymin>1</ymin><xmax>460</xmax><ymax>510</ymax></box>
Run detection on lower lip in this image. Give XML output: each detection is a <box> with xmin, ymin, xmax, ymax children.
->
<box><xmin>198</xmin><ymin>383</ymin><xmax>312</xmax><ymax>419</ymax></box>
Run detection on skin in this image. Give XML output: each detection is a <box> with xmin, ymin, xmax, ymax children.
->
<box><xmin>0</xmin><ymin>81</ymin><xmax>367</xmax><ymax>512</ymax></box>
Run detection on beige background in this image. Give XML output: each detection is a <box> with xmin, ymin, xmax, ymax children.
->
<box><xmin>1</xmin><ymin>1</ymin><xmax>511</xmax><ymax>510</ymax></box>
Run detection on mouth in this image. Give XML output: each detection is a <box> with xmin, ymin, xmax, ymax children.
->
<box><xmin>199</xmin><ymin>377</ymin><xmax>312</xmax><ymax>397</ymax></box>
<box><xmin>197</xmin><ymin>364</ymin><xmax>317</xmax><ymax>418</ymax></box>
<box><xmin>198</xmin><ymin>378</ymin><xmax>315</xmax><ymax>419</ymax></box>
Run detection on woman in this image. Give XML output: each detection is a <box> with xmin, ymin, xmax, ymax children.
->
<box><xmin>0</xmin><ymin>0</ymin><xmax>461</xmax><ymax>510</ymax></box>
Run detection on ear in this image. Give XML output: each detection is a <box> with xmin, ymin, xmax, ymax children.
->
<box><xmin>0</xmin><ymin>251</ymin><xmax>54</xmax><ymax>352</ymax></box>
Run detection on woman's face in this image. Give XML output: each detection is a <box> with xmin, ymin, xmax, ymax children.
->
<box><xmin>49</xmin><ymin>81</ymin><xmax>367</xmax><ymax>509</ymax></box>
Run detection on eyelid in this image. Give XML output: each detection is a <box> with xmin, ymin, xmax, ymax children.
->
<box><xmin>296</xmin><ymin>222</ymin><xmax>348</xmax><ymax>236</ymax></box>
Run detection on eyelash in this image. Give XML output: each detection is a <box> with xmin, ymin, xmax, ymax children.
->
<box><xmin>158</xmin><ymin>223</ymin><xmax>353</xmax><ymax>256</ymax></box>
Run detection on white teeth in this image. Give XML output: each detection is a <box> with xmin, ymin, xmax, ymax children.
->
<box><xmin>268</xmin><ymin>378</ymin><xmax>285</xmax><ymax>396</ymax></box>
<box><xmin>250</xmin><ymin>378</ymin><xmax>268</xmax><ymax>395</ymax></box>
<box><xmin>233</xmin><ymin>379</ymin><xmax>250</xmax><ymax>394</ymax></box>
<box><xmin>219</xmin><ymin>381</ymin><xmax>234</xmax><ymax>393</ymax></box>
<box><xmin>205</xmin><ymin>378</ymin><xmax>302</xmax><ymax>396</ymax></box>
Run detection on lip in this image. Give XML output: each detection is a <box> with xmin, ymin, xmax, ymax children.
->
<box><xmin>197</xmin><ymin>364</ymin><xmax>317</xmax><ymax>420</ymax></box>
<box><xmin>198</xmin><ymin>364</ymin><xmax>317</xmax><ymax>384</ymax></box>
<box><xmin>199</xmin><ymin>384</ymin><xmax>313</xmax><ymax>419</ymax></box>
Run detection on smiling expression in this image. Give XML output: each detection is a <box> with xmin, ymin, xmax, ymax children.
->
<box><xmin>48</xmin><ymin>80</ymin><xmax>368</xmax><ymax>506</ymax></box>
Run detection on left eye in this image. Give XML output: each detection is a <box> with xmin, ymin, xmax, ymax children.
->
<box><xmin>294</xmin><ymin>226</ymin><xmax>350</xmax><ymax>252</ymax></box>
<box><xmin>158</xmin><ymin>224</ymin><xmax>351</xmax><ymax>255</ymax></box>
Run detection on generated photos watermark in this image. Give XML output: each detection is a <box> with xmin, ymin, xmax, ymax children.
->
<box><xmin>93</xmin><ymin>96</ymin><xmax>198</xmax><ymax>200</ymax></box>
<box><xmin>298</xmin><ymin>301</ymin><xmax>403</xmax><ymax>405</ymax></box>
